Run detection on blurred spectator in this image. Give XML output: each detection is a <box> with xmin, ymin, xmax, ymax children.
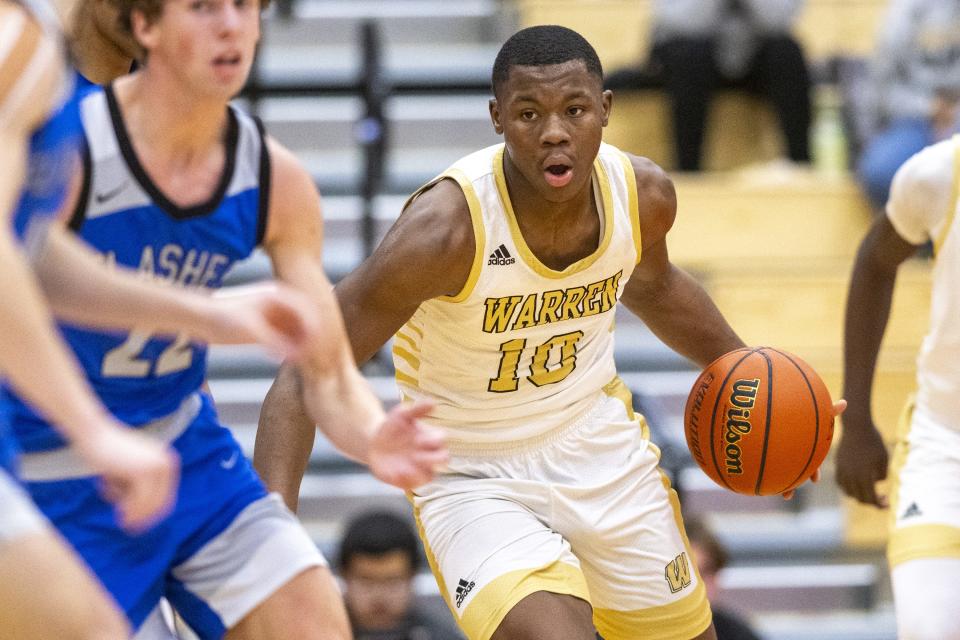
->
<box><xmin>685</xmin><ymin>518</ymin><xmax>761</xmax><ymax>640</ymax></box>
<box><xmin>647</xmin><ymin>0</ymin><xmax>811</xmax><ymax>171</ymax></box>
<box><xmin>857</xmin><ymin>0</ymin><xmax>960</xmax><ymax>211</ymax></box>
<box><xmin>339</xmin><ymin>511</ymin><xmax>464</xmax><ymax>640</ymax></box>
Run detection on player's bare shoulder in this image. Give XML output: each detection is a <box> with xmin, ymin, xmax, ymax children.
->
<box><xmin>624</xmin><ymin>153</ymin><xmax>678</xmax><ymax>248</ymax></box>
<box><xmin>376</xmin><ymin>176</ymin><xmax>476</xmax><ymax>300</ymax></box>
<box><xmin>0</xmin><ymin>1</ymin><xmax>62</xmax><ymax>133</ymax></box>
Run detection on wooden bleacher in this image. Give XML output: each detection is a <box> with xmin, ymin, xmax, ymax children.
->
<box><xmin>669</xmin><ymin>170</ymin><xmax>930</xmax><ymax>548</ymax></box>
<box><xmin>518</xmin><ymin>0</ymin><xmax>890</xmax><ymax>171</ymax></box>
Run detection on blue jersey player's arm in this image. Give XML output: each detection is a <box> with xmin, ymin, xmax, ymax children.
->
<box><xmin>33</xmin><ymin>221</ymin><xmax>319</xmax><ymax>357</ymax></box>
<box><xmin>0</xmin><ymin>2</ymin><xmax>177</xmax><ymax>531</ymax></box>
<box><xmin>254</xmin><ymin>138</ymin><xmax>447</xmax><ymax>511</ymax></box>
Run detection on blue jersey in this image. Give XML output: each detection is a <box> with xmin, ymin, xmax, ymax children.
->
<box><xmin>9</xmin><ymin>85</ymin><xmax>270</xmax><ymax>452</ymax></box>
<box><xmin>1</xmin><ymin>0</ymin><xmax>81</xmax><ymax>469</ymax></box>
<box><xmin>10</xmin><ymin>78</ymin><xmax>82</xmax><ymax>246</ymax></box>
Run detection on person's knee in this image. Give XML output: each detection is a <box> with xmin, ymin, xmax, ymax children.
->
<box><xmin>226</xmin><ymin>567</ymin><xmax>351</xmax><ymax>640</ymax></box>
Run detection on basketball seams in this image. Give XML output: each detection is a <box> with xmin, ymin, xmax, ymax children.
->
<box><xmin>769</xmin><ymin>347</ymin><xmax>822</xmax><ymax>493</ymax></box>
<box><xmin>687</xmin><ymin>346</ymin><xmax>833</xmax><ymax>496</ymax></box>
<box><xmin>707</xmin><ymin>348</ymin><xmax>758</xmax><ymax>492</ymax></box>
<box><xmin>753</xmin><ymin>349</ymin><xmax>775</xmax><ymax>495</ymax></box>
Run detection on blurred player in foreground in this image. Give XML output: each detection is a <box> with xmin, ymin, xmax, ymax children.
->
<box><xmin>0</xmin><ymin>0</ymin><xmax>326</xmax><ymax>637</ymax></box>
<box><xmin>837</xmin><ymin>136</ymin><xmax>960</xmax><ymax>639</ymax></box>
<box><xmin>256</xmin><ymin>25</ymin><xmax>843</xmax><ymax>640</ymax></box>
<box><xmin>5</xmin><ymin>0</ymin><xmax>447</xmax><ymax>637</ymax></box>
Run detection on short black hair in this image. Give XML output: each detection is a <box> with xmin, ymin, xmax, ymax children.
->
<box><xmin>338</xmin><ymin>510</ymin><xmax>422</xmax><ymax>573</ymax></box>
<box><xmin>492</xmin><ymin>25</ymin><xmax>603</xmax><ymax>97</ymax></box>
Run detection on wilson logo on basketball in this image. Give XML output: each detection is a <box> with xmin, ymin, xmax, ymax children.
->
<box><xmin>724</xmin><ymin>378</ymin><xmax>760</xmax><ymax>475</ymax></box>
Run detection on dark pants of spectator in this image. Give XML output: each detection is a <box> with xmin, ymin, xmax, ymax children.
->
<box><xmin>651</xmin><ymin>35</ymin><xmax>811</xmax><ymax>171</ymax></box>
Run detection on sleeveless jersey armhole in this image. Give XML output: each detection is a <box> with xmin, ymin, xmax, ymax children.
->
<box><xmin>934</xmin><ymin>135</ymin><xmax>960</xmax><ymax>256</ymax></box>
<box><xmin>253</xmin><ymin>115</ymin><xmax>271</xmax><ymax>246</ymax></box>
<box><xmin>67</xmin><ymin>135</ymin><xmax>91</xmax><ymax>232</ymax></box>
<box><xmin>433</xmin><ymin>169</ymin><xmax>485</xmax><ymax>303</ymax></box>
<box><xmin>616</xmin><ymin>151</ymin><xmax>642</xmax><ymax>264</ymax></box>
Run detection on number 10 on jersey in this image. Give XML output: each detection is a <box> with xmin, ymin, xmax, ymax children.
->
<box><xmin>488</xmin><ymin>330</ymin><xmax>584</xmax><ymax>392</ymax></box>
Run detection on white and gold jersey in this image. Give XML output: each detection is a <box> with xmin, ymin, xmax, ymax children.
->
<box><xmin>886</xmin><ymin>136</ymin><xmax>960</xmax><ymax>430</ymax></box>
<box><xmin>393</xmin><ymin>142</ymin><xmax>642</xmax><ymax>445</ymax></box>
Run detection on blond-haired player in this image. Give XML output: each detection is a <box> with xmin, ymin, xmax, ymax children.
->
<box><xmin>5</xmin><ymin>0</ymin><xmax>447</xmax><ymax>637</ymax></box>
<box><xmin>0</xmin><ymin>0</ymin><xmax>324</xmax><ymax>637</ymax></box>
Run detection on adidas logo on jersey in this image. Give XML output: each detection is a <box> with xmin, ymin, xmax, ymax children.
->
<box><xmin>488</xmin><ymin>244</ymin><xmax>515</xmax><ymax>266</ymax></box>
<box><xmin>454</xmin><ymin>578</ymin><xmax>475</xmax><ymax>608</ymax></box>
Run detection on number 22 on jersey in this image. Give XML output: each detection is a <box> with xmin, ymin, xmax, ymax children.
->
<box><xmin>102</xmin><ymin>330</ymin><xmax>194</xmax><ymax>378</ymax></box>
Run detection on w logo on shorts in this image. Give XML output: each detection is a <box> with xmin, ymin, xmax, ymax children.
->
<box><xmin>664</xmin><ymin>552</ymin><xmax>692</xmax><ymax>593</ymax></box>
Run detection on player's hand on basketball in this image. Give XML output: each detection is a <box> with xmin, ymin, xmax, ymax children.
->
<box><xmin>202</xmin><ymin>282</ymin><xmax>320</xmax><ymax>358</ymax></box>
<box><xmin>782</xmin><ymin>400</ymin><xmax>847</xmax><ymax>500</ymax></box>
<box><xmin>80</xmin><ymin>424</ymin><xmax>180</xmax><ymax>532</ymax></box>
<box><xmin>835</xmin><ymin>405</ymin><xmax>889</xmax><ymax>509</ymax></box>
<box><xmin>368</xmin><ymin>401</ymin><xmax>448</xmax><ymax>490</ymax></box>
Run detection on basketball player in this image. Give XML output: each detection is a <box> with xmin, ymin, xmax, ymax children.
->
<box><xmin>836</xmin><ymin>137</ymin><xmax>960</xmax><ymax>639</ymax></box>
<box><xmin>0</xmin><ymin>0</ymin><xmax>324</xmax><ymax>637</ymax></box>
<box><xmin>256</xmin><ymin>25</ymin><xmax>842</xmax><ymax>640</ymax></box>
<box><xmin>6</xmin><ymin>0</ymin><xmax>447</xmax><ymax>637</ymax></box>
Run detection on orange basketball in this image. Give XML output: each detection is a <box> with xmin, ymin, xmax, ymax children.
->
<box><xmin>683</xmin><ymin>347</ymin><xmax>835</xmax><ymax>496</ymax></box>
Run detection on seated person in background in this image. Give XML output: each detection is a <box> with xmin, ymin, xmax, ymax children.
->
<box><xmin>684</xmin><ymin>519</ymin><xmax>761</xmax><ymax>640</ymax></box>
<box><xmin>340</xmin><ymin>511</ymin><xmax>465</xmax><ymax>640</ymax></box>
<box><xmin>648</xmin><ymin>0</ymin><xmax>811</xmax><ymax>171</ymax></box>
<box><xmin>857</xmin><ymin>0</ymin><xmax>960</xmax><ymax>212</ymax></box>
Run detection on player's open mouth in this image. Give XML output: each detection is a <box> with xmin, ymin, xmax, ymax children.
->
<box><xmin>213</xmin><ymin>54</ymin><xmax>242</xmax><ymax>67</ymax></box>
<box><xmin>544</xmin><ymin>164</ymin><xmax>573</xmax><ymax>188</ymax></box>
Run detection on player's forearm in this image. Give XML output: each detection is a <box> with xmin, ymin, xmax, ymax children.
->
<box><xmin>842</xmin><ymin>249</ymin><xmax>897</xmax><ymax>426</ymax></box>
<box><xmin>254</xmin><ymin>363</ymin><xmax>317</xmax><ymax>512</ymax></box>
<box><xmin>0</xmin><ymin>235</ymin><xmax>114</xmax><ymax>443</ymax></box>
<box><xmin>626</xmin><ymin>265</ymin><xmax>745</xmax><ymax>367</ymax></box>
<box><xmin>36</xmin><ymin>227</ymin><xmax>214</xmax><ymax>335</ymax></box>
<box><xmin>302</xmin><ymin>358</ymin><xmax>384</xmax><ymax>464</ymax></box>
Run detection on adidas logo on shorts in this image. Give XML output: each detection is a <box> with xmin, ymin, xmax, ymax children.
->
<box><xmin>455</xmin><ymin>578</ymin><xmax>475</xmax><ymax>608</ymax></box>
<box><xmin>488</xmin><ymin>244</ymin><xmax>515</xmax><ymax>266</ymax></box>
<box><xmin>900</xmin><ymin>501</ymin><xmax>922</xmax><ymax>519</ymax></box>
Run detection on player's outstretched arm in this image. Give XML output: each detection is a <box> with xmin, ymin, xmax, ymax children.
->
<box><xmin>36</xmin><ymin>224</ymin><xmax>319</xmax><ymax>358</ymax></box>
<box><xmin>0</xmin><ymin>8</ymin><xmax>177</xmax><ymax>532</ymax></box>
<box><xmin>255</xmin><ymin>142</ymin><xmax>458</xmax><ymax>504</ymax></box>
<box><xmin>618</xmin><ymin>155</ymin><xmax>746</xmax><ymax>368</ymax></box>
<box><xmin>836</xmin><ymin>216</ymin><xmax>918</xmax><ymax>508</ymax></box>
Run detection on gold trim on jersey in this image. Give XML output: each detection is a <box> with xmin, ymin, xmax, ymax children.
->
<box><xmin>594</xmin><ymin>582</ymin><xmax>711</xmax><ymax>640</ymax></box>
<box><xmin>459</xmin><ymin>562</ymin><xmax>591</xmax><ymax>640</ymax></box>
<box><xmin>392</xmin><ymin>344</ymin><xmax>420</xmax><ymax>371</ymax></box>
<box><xmin>594</xmin><ymin>468</ymin><xmax>712</xmax><ymax>640</ymax></box>
<box><xmin>602</xmin><ymin>376</ymin><xmax>652</xmax><ymax>440</ymax></box>
<box><xmin>616</xmin><ymin>150</ymin><xmax>643</xmax><ymax>264</ymax></box>
<box><xmin>406</xmin><ymin>321</ymin><xmax>424</xmax><ymax>340</ymax></box>
<box><xmin>935</xmin><ymin>135</ymin><xmax>960</xmax><ymax>256</ymax></box>
<box><xmin>885</xmin><ymin>395</ymin><xmax>960</xmax><ymax>566</ymax></box>
<box><xmin>401</xmin><ymin>170</ymin><xmax>486</xmax><ymax>304</ymax></box>
<box><xmin>409</xmin><ymin>494</ymin><xmax>459</xmax><ymax>622</ymax></box>
<box><xmin>439</xmin><ymin>169</ymin><xmax>486</xmax><ymax>303</ymax></box>
<box><xmin>889</xmin><ymin>524</ymin><xmax>960</xmax><ymax>566</ymax></box>
<box><xmin>492</xmin><ymin>147</ymin><xmax>614</xmax><ymax>279</ymax></box>
<box><xmin>887</xmin><ymin>395</ymin><xmax>916</xmax><ymax>534</ymax></box>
